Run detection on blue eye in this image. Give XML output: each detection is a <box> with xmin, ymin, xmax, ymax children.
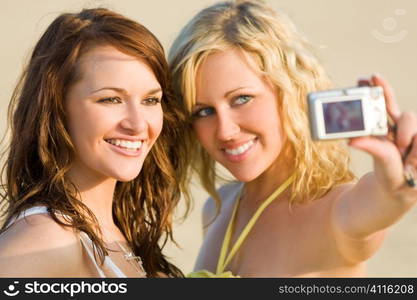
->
<box><xmin>233</xmin><ymin>95</ymin><xmax>253</xmax><ymax>105</ymax></box>
<box><xmin>98</xmin><ymin>97</ymin><xmax>122</xmax><ymax>104</ymax></box>
<box><xmin>192</xmin><ymin>107</ymin><xmax>215</xmax><ymax>119</ymax></box>
<box><xmin>142</xmin><ymin>97</ymin><xmax>161</xmax><ymax>106</ymax></box>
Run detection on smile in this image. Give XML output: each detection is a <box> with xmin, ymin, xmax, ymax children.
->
<box><xmin>105</xmin><ymin>139</ymin><xmax>143</xmax><ymax>151</ymax></box>
<box><xmin>224</xmin><ymin>139</ymin><xmax>255</xmax><ymax>156</ymax></box>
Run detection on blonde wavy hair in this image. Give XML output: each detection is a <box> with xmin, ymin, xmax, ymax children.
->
<box><xmin>169</xmin><ymin>0</ymin><xmax>355</xmax><ymax>206</ymax></box>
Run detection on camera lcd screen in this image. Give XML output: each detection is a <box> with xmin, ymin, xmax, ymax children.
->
<box><xmin>322</xmin><ymin>100</ymin><xmax>365</xmax><ymax>133</ymax></box>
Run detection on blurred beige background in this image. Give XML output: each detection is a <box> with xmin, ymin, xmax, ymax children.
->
<box><xmin>1</xmin><ymin>0</ymin><xmax>416</xmax><ymax>276</ymax></box>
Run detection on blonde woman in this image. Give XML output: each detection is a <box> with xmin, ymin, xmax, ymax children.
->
<box><xmin>169</xmin><ymin>0</ymin><xmax>417</xmax><ymax>277</ymax></box>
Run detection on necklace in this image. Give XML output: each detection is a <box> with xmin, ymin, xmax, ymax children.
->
<box><xmin>102</xmin><ymin>226</ymin><xmax>147</xmax><ymax>276</ymax></box>
<box><xmin>114</xmin><ymin>240</ymin><xmax>147</xmax><ymax>276</ymax></box>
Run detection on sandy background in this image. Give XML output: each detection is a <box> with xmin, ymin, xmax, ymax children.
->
<box><xmin>1</xmin><ymin>0</ymin><xmax>416</xmax><ymax>276</ymax></box>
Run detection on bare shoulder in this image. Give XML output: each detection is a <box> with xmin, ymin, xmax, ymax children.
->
<box><xmin>202</xmin><ymin>182</ymin><xmax>242</xmax><ymax>231</ymax></box>
<box><xmin>0</xmin><ymin>213</ymin><xmax>84</xmax><ymax>277</ymax></box>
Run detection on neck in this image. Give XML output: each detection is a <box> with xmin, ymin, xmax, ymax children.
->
<box><xmin>243</xmin><ymin>155</ymin><xmax>294</xmax><ymax>206</ymax></box>
<box><xmin>66</xmin><ymin>169</ymin><xmax>117</xmax><ymax>228</ymax></box>
<box><xmin>78</xmin><ymin>180</ymin><xmax>117</xmax><ymax>227</ymax></box>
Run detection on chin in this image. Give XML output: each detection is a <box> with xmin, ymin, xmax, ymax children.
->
<box><xmin>115</xmin><ymin>174</ymin><xmax>140</xmax><ymax>182</ymax></box>
<box><xmin>116</xmin><ymin>176</ymin><xmax>137</xmax><ymax>182</ymax></box>
<box><xmin>229</xmin><ymin>169</ymin><xmax>261</xmax><ymax>183</ymax></box>
<box><xmin>110</xmin><ymin>167</ymin><xmax>143</xmax><ymax>182</ymax></box>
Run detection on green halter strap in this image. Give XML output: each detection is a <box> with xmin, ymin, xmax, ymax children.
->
<box><xmin>216</xmin><ymin>174</ymin><xmax>296</xmax><ymax>274</ymax></box>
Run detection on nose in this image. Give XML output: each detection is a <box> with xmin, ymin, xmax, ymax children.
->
<box><xmin>119</xmin><ymin>104</ymin><xmax>148</xmax><ymax>134</ymax></box>
<box><xmin>216</xmin><ymin>110</ymin><xmax>240</xmax><ymax>141</ymax></box>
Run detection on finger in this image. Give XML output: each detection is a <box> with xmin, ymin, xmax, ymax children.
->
<box><xmin>371</xmin><ymin>74</ymin><xmax>402</xmax><ymax>122</ymax></box>
<box><xmin>403</xmin><ymin>165</ymin><xmax>416</xmax><ymax>188</ymax></box>
<box><xmin>348</xmin><ymin>136</ymin><xmax>400</xmax><ymax>165</ymax></box>
<box><xmin>357</xmin><ymin>77</ymin><xmax>371</xmax><ymax>87</ymax></box>
<box><xmin>349</xmin><ymin>136</ymin><xmax>404</xmax><ymax>188</ymax></box>
<box><xmin>395</xmin><ymin>112</ymin><xmax>417</xmax><ymax>156</ymax></box>
<box><xmin>404</xmin><ymin>134</ymin><xmax>417</xmax><ymax>167</ymax></box>
<box><xmin>404</xmin><ymin>135</ymin><xmax>417</xmax><ymax>188</ymax></box>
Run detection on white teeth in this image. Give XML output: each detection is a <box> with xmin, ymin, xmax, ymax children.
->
<box><xmin>224</xmin><ymin>140</ymin><xmax>254</xmax><ymax>155</ymax></box>
<box><xmin>106</xmin><ymin>139</ymin><xmax>142</xmax><ymax>151</ymax></box>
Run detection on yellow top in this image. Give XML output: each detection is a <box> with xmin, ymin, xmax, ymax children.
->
<box><xmin>187</xmin><ymin>174</ymin><xmax>295</xmax><ymax>278</ymax></box>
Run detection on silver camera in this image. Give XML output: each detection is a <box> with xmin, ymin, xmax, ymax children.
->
<box><xmin>308</xmin><ymin>86</ymin><xmax>388</xmax><ymax>140</ymax></box>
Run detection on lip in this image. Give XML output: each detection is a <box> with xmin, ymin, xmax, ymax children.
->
<box><xmin>105</xmin><ymin>136</ymin><xmax>144</xmax><ymax>142</ymax></box>
<box><xmin>105</xmin><ymin>140</ymin><xmax>144</xmax><ymax>157</ymax></box>
<box><xmin>222</xmin><ymin>138</ymin><xmax>257</xmax><ymax>162</ymax></box>
<box><xmin>221</xmin><ymin>139</ymin><xmax>255</xmax><ymax>150</ymax></box>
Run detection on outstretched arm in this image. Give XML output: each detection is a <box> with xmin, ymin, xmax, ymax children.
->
<box><xmin>332</xmin><ymin>75</ymin><xmax>417</xmax><ymax>262</ymax></box>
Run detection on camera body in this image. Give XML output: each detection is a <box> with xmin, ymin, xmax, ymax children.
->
<box><xmin>308</xmin><ymin>86</ymin><xmax>388</xmax><ymax>140</ymax></box>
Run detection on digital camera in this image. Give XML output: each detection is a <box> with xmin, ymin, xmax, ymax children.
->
<box><xmin>307</xmin><ymin>86</ymin><xmax>388</xmax><ymax>140</ymax></box>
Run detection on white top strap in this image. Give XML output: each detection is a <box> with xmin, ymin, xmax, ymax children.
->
<box><xmin>79</xmin><ymin>232</ymin><xmax>127</xmax><ymax>278</ymax></box>
<box><xmin>78</xmin><ymin>232</ymin><xmax>107</xmax><ymax>278</ymax></box>
<box><xmin>7</xmin><ymin>206</ymin><xmax>49</xmax><ymax>226</ymax></box>
<box><xmin>104</xmin><ymin>256</ymin><xmax>127</xmax><ymax>278</ymax></box>
<box><xmin>6</xmin><ymin>206</ymin><xmax>127</xmax><ymax>278</ymax></box>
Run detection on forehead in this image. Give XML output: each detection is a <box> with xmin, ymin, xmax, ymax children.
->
<box><xmin>77</xmin><ymin>45</ymin><xmax>143</xmax><ymax>74</ymax></box>
<box><xmin>198</xmin><ymin>48</ymin><xmax>260</xmax><ymax>78</ymax></box>
<box><xmin>195</xmin><ymin>48</ymin><xmax>269</xmax><ymax>97</ymax></box>
<box><xmin>74</xmin><ymin>45</ymin><xmax>160</xmax><ymax>88</ymax></box>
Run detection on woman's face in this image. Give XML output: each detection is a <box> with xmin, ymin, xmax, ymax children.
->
<box><xmin>65</xmin><ymin>45</ymin><xmax>163</xmax><ymax>183</ymax></box>
<box><xmin>193</xmin><ymin>48</ymin><xmax>284</xmax><ymax>182</ymax></box>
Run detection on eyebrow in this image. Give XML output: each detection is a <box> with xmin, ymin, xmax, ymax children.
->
<box><xmin>224</xmin><ymin>86</ymin><xmax>246</xmax><ymax>98</ymax></box>
<box><xmin>145</xmin><ymin>88</ymin><xmax>163</xmax><ymax>95</ymax></box>
<box><xmin>91</xmin><ymin>87</ymin><xmax>162</xmax><ymax>95</ymax></box>
<box><xmin>195</xmin><ymin>86</ymin><xmax>247</xmax><ymax>106</ymax></box>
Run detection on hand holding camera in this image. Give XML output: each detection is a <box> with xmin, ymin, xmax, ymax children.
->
<box><xmin>308</xmin><ymin>75</ymin><xmax>416</xmax><ymax>189</ymax></box>
<box><xmin>308</xmin><ymin>85</ymin><xmax>388</xmax><ymax>140</ymax></box>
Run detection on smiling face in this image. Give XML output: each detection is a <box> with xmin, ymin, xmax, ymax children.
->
<box><xmin>65</xmin><ymin>45</ymin><xmax>163</xmax><ymax>184</ymax></box>
<box><xmin>193</xmin><ymin>48</ymin><xmax>285</xmax><ymax>182</ymax></box>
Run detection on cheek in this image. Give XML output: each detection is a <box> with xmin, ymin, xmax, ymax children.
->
<box><xmin>66</xmin><ymin>109</ymin><xmax>87</xmax><ymax>147</ymax></box>
<box><xmin>246</xmin><ymin>103</ymin><xmax>284</xmax><ymax>151</ymax></box>
<box><xmin>66</xmin><ymin>107</ymin><xmax>113</xmax><ymax>151</ymax></box>
<box><xmin>193</xmin><ymin>120</ymin><xmax>214</xmax><ymax>149</ymax></box>
<box><xmin>149</xmin><ymin>108</ymin><xmax>164</xmax><ymax>140</ymax></box>
<box><xmin>256</xmin><ymin>101</ymin><xmax>282</xmax><ymax>133</ymax></box>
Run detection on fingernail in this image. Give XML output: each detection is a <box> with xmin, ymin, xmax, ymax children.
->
<box><xmin>404</xmin><ymin>164</ymin><xmax>416</xmax><ymax>188</ymax></box>
<box><xmin>358</xmin><ymin>77</ymin><xmax>370</xmax><ymax>87</ymax></box>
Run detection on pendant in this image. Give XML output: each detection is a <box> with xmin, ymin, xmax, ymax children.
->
<box><xmin>124</xmin><ymin>252</ymin><xmax>146</xmax><ymax>276</ymax></box>
<box><xmin>115</xmin><ymin>240</ymin><xmax>147</xmax><ymax>277</ymax></box>
<box><xmin>124</xmin><ymin>252</ymin><xmax>139</xmax><ymax>261</ymax></box>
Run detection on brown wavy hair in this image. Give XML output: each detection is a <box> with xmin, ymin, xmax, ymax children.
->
<box><xmin>0</xmin><ymin>8</ymin><xmax>189</xmax><ymax>277</ymax></box>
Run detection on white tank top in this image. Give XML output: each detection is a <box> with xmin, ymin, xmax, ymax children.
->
<box><xmin>8</xmin><ymin>206</ymin><xmax>132</xmax><ymax>278</ymax></box>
